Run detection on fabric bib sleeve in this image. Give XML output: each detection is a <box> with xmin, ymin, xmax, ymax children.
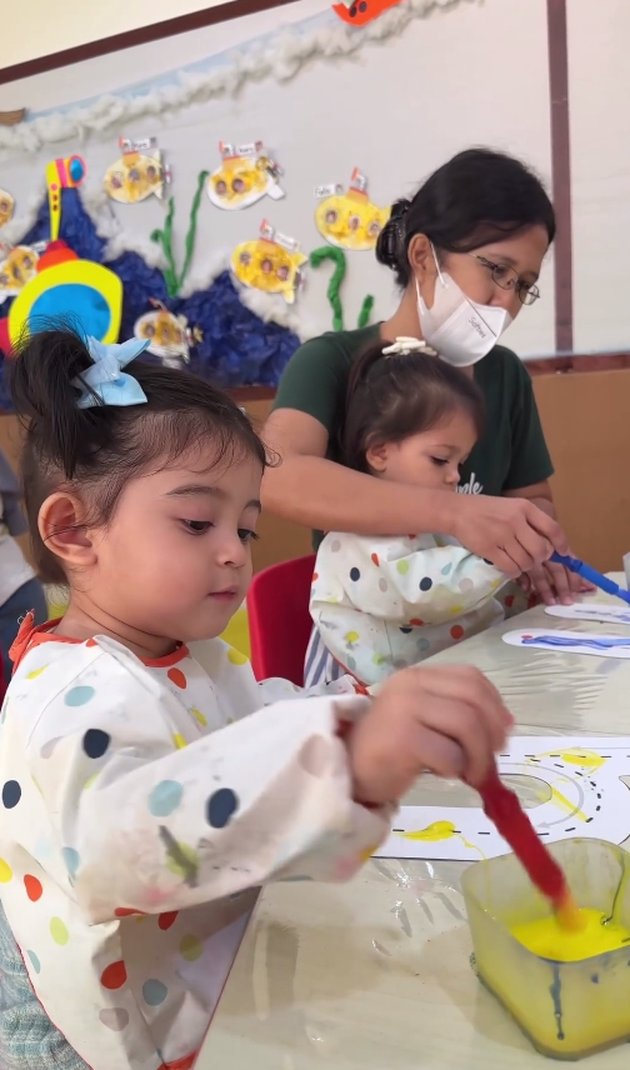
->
<box><xmin>309</xmin><ymin>534</ymin><xmax>508</xmax><ymax>684</ymax></box>
<box><xmin>8</xmin><ymin>642</ymin><xmax>389</xmax><ymax>925</ymax></box>
<box><xmin>311</xmin><ymin>533</ymin><xmax>508</xmax><ymax>628</ymax></box>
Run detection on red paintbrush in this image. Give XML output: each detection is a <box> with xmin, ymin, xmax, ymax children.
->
<box><xmin>479</xmin><ymin>761</ymin><xmax>584</xmax><ymax>931</ymax></box>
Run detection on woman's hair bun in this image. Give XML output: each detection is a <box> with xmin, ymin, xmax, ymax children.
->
<box><xmin>375</xmin><ymin>197</ymin><xmax>410</xmax><ymax>271</ymax></box>
<box><xmin>389</xmin><ymin>197</ymin><xmax>411</xmax><ymax>222</ymax></box>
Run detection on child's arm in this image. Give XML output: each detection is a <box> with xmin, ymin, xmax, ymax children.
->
<box><xmin>311</xmin><ymin>532</ymin><xmax>508</xmax><ymax>626</ymax></box>
<box><xmin>17</xmin><ymin>656</ymin><xmax>383</xmax><ymax>922</ymax></box>
<box><xmin>11</xmin><ymin>649</ymin><xmax>510</xmax><ymax>924</ymax></box>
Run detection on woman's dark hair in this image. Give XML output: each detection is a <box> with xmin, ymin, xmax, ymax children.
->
<box><xmin>12</xmin><ymin>328</ymin><xmax>267</xmax><ymax>583</ymax></box>
<box><xmin>376</xmin><ymin>147</ymin><xmax>556</xmax><ymax>288</ymax></box>
<box><xmin>342</xmin><ymin>342</ymin><xmax>484</xmax><ymax>474</ymax></box>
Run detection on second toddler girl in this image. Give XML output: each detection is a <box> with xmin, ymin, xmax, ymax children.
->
<box><xmin>309</xmin><ymin>337</ymin><xmax>516</xmax><ymax>687</ymax></box>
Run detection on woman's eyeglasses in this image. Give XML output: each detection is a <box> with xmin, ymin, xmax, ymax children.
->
<box><xmin>470</xmin><ymin>254</ymin><xmax>541</xmax><ymax>306</ymax></box>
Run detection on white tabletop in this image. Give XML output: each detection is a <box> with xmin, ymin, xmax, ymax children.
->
<box><xmin>197</xmin><ymin>582</ymin><xmax>630</xmax><ymax>1069</ymax></box>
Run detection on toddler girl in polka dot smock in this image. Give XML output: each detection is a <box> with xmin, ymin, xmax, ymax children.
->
<box><xmin>0</xmin><ymin>329</ymin><xmax>512</xmax><ymax>1070</ymax></box>
<box><xmin>308</xmin><ymin>338</ymin><xmax>517</xmax><ymax>688</ymax></box>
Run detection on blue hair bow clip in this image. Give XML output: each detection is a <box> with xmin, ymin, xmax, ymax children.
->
<box><xmin>73</xmin><ymin>337</ymin><xmax>151</xmax><ymax>410</ymax></box>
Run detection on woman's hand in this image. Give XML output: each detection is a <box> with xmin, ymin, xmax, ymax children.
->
<box><xmin>518</xmin><ymin>559</ymin><xmax>594</xmax><ymax>606</ymax></box>
<box><xmin>346</xmin><ymin>665</ymin><xmax>513</xmax><ymax>806</ymax></box>
<box><xmin>447</xmin><ymin>493</ymin><xmax>570</xmax><ymax>578</ymax></box>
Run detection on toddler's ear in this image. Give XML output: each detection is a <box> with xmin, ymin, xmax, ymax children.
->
<box><xmin>38</xmin><ymin>492</ymin><xmax>96</xmax><ymax>570</ymax></box>
<box><xmin>365</xmin><ymin>441</ymin><xmax>390</xmax><ymax>474</ymax></box>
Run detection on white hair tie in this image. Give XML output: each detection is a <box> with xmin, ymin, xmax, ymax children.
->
<box><xmin>382</xmin><ymin>336</ymin><xmax>437</xmax><ymax>358</ymax></box>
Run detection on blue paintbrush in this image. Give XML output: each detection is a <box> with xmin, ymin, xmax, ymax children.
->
<box><xmin>551</xmin><ymin>552</ymin><xmax>630</xmax><ymax>606</ymax></box>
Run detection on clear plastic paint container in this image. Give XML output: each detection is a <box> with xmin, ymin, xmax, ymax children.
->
<box><xmin>462</xmin><ymin>838</ymin><xmax>630</xmax><ymax>1059</ymax></box>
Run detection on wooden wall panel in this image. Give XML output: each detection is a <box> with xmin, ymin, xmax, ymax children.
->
<box><xmin>532</xmin><ymin>368</ymin><xmax>630</xmax><ymax>570</ymax></box>
<box><xmin>242</xmin><ymin>397</ymin><xmax>312</xmax><ymax>573</ymax></box>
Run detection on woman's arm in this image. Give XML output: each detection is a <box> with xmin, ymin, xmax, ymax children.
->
<box><xmin>262</xmin><ymin>408</ymin><xmax>569</xmax><ymax>578</ymax></box>
<box><xmin>262</xmin><ymin>408</ymin><xmax>454</xmax><ymax>533</ymax></box>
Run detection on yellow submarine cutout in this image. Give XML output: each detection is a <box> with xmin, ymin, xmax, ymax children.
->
<box><xmin>0</xmin><ymin>189</ymin><xmax>14</xmax><ymax>228</ymax></box>
<box><xmin>208</xmin><ymin>141</ymin><xmax>285</xmax><ymax>211</ymax></box>
<box><xmin>0</xmin><ymin>244</ymin><xmax>40</xmax><ymax>298</ymax></box>
<box><xmin>5</xmin><ymin>155</ymin><xmax>122</xmax><ymax>350</ymax></box>
<box><xmin>315</xmin><ymin>168</ymin><xmax>390</xmax><ymax>252</ymax></box>
<box><xmin>103</xmin><ymin>137</ymin><xmax>169</xmax><ymax>205</ymax></box>
<box><xmin>231</xmin><ymin>220</ymin><xmax>306</xmax><ymax>304</ymax></box>
<box><xmin>134</xmin><ymin>299</ymin><xmax>202</xmax><ymax>368</ymax></box>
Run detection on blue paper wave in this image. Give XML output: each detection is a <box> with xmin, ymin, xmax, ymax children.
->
<box><xmin>0</xmin><ymin>189</ymin><xmax>300</xmax><ymax>409</ymax></box>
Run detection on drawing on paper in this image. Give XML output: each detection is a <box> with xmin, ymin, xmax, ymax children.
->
<box><xmin>545</xmin><ymin>603</ymin><xmax>630</xmax><ymax>627</ymax></box>
<box><xmin>376</xmin><ymin>737</ymin><xmax>630</xmax><ymax>861</ymax></box>
<box><xmin>502</xmin><ymin>630</ymin><xmax>630</xmax><ymax>659</ymax></box>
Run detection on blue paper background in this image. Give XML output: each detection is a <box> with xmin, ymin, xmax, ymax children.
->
<box><xmin>0</xmin><ymin>190</ymin><xmax>300</xmax><ymax>410</ymax></box>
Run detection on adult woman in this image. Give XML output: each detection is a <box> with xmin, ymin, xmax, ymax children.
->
<box><xmin>263</xmin><ymin>149</ymin><xmax>580</xmax><ymax>666</ymax></box>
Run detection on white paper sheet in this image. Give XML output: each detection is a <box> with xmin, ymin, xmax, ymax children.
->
<box><xmin>545</xmin><ymin>603</ymin><xmax>630</xmax><ymax>626</ymax></box>
<box><xmin>376</xmin><ymin>736</ymin><xmax>630</xmax><ymax>861</ymax></box>
<box><xmin>502</xmin><ymin>628</ymin><xmax>630</xmax><ymax>658</ymax></box>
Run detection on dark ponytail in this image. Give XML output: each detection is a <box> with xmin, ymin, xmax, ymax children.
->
<box><xmin>12</xmin><ymin>329</ymin><xmax>114</xmax><ymax>481</ymax></box>
<box><xmin>12</xmin><ymin>327</ymin><xmax>267</xmax><ymax>583</ymax></box>
<box><xmin>376</xmin><ymin>147</ymin><xmax>555</xmax><ymax>288</ymax></box>
<box><xmin>342</xmin><ymin>341</ymin><xmax>484</xmax><ymax>474</ymax></box>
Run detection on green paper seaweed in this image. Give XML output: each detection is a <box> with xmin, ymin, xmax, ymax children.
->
<box><xmin>357</xmin><ymin>293</ymin><xmax>374</xmax><ymax>329</ymax></box>
<box><xmin>150</xmin><ymin>169</ymin><xmax>209</xmax><ymax>298</ymax></box>
<box><xmin>309</xmin><ymin>246</ymin><xmax>346</xmax><ymax>331</ymax></box>
<box><xmin>151</xmin><ymin>197</ymin><xmax>178</xmax><ymax>297</ymax></box>
<box><xmin>178</xmin><ymin>170</ymin><xmax>209</xmax><ymax>292</ymax></box>
<box><xmin>309</xmin><ymin>245</ymin><xmax>375</xmax><ymax>331</ymax></box>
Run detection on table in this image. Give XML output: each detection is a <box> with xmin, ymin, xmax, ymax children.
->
<box><xmin>197</xmin><ymin>583</ymin><xmax>630</xmax><ymax>1069</ymax></box>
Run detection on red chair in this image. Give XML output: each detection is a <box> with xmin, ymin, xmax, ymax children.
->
<box><xmin>247</xmin><ymin>554</ymin><xmax>316</xmax><ymax>685</ymax></box>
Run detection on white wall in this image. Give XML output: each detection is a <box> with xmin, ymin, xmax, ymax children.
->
<box><xmin>4</xmin><ymin>0</ymin><xmax>238</xmax><ymax>69</ymax></box>
<box><xmin>568</xmin><ymin>0</ymin><xmax>630</xmax><ymax>354</ymax></box>
<box><xmin>1</xmin><ymin>0</ymin><xmax>557</xmax><ymax>356</ymax></box>
<box><xmin>2</xmin><ymin>1</ymin><xmax>316</xmax><ymax>111</ymax></box>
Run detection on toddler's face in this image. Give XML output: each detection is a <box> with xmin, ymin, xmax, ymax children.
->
<box><xmin>367</xmin><ymin>408</ymin><xmax>477</xmax><ymax>491</ymax></box>
<box><xmin>86</xmin><ymin>444</ymin><xmax>262</xmax><ymax>644</ymax></box>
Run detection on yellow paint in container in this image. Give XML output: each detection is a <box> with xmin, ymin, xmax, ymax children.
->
<box><xmin>511</xmin><ymin>908</ymin><xmax>630</xmax><ymax>962</ymax></box>
<box><xmin>462</xmin><ymin>838</ymin><xmax>630</xmax><ymax>1059</ymax></box>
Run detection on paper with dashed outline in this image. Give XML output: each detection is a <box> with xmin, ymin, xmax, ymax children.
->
<box><xmin>377</xmin><ymin>737</ymin><xmax>630</xmax><ymax>861</ymax></box>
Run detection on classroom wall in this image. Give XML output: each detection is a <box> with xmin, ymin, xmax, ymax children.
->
<box><xmin>4</xmin><ymin>0</ymin><xmax>238</xmax><ymax>69</ymax></box>
<box><xmin>567</xmin><ymin>0</ymin><xmax>630</xmax><ymax>352</ymax></box>
<box><xmin>3</xmin><ymin>1</ymin><xmax>630</xmax><ymax>359</ymax></box>
<box><xmin>1</xmin><ymin>0</ymin><xmax>555</xmax><ymax>357</ymax></box>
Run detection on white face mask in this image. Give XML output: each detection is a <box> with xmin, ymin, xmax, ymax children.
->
<box><xmin>416</xmin><ymin>246</ymin><xmax>512</xmax><ymax>367</ymax></box>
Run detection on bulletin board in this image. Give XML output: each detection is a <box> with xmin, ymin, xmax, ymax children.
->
<box><xmin>0</xmin><ymin>0</ymin><xmax>626</xmax><ymax>399</ymax></box>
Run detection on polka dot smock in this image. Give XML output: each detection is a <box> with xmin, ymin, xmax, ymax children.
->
<box><xmin>310</xmin><ymin>532</ymin><xmax>509</xmax><ymax>687</ymax></box>
<box><xmin>0</xmin><ymin>617</ymin><xmax>387</xmax><ymax>1070</ymax></box>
